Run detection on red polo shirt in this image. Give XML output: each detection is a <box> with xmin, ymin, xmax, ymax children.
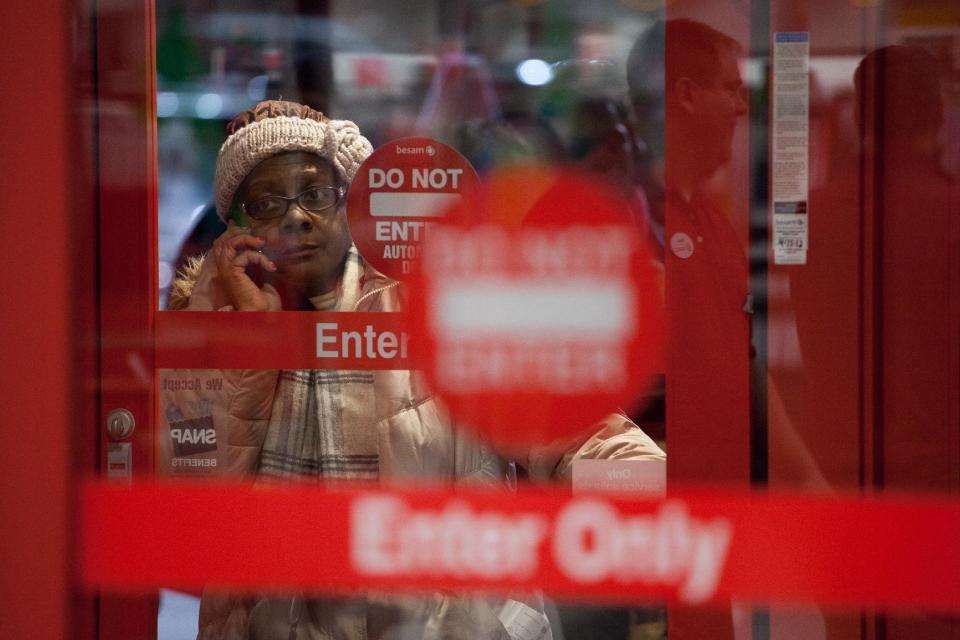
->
<box><xmin>664</xmin><ymin>188</ymin><xmax>752</xmax><ymax>486</ymax></box>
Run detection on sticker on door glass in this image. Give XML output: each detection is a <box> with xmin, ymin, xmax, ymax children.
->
<box><xmin>772</xmin><ymin>32</ymin><xmax>810</xmax><ymax>265</ymax></box>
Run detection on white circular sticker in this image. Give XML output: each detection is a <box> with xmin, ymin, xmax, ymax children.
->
<box><xmin>670</xmin><ymin>232</ymin><xmax>695</xmax><ymax>259</ymax></box>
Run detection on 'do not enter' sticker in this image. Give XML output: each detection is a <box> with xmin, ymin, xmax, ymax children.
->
<box><xmin>346</xmin><ymin>137</ymin><xmax>479</xmax><ymax>279</ymax></box>
<box><xmin>405</xmin><ymin>167</ymin><xmax>664</xmax><ymax>448</ymax></box>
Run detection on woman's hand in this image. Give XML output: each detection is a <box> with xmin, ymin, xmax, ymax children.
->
<box><xmin>211</xmin><ymin>223</ymin><xmax>282</xmax><ymax>311</ymax></box>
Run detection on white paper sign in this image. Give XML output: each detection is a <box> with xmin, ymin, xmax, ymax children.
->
<box><xmin>572</xmin><ymin>459</ymin><xmax>666</xmax><ymax>495</ymax></box>
<box><xmin>772</xmin><ymin>32</ymin><xmax>810</xmax><ymax>265</ymax></box>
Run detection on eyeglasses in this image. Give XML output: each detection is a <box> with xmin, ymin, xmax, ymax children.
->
<box><xmin>241</xmin><ymin>185</ymin><xmax>344</xmax><ymax>221</ymax></box>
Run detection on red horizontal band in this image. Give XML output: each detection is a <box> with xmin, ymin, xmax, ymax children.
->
<box><xmin>156</xmin><ymin>311</ymin><xmax>413</xmax><ymax>370</ymax></box>
<box><xmin>80</xmin><ymin>482</ymin><xmax>960</xmax><ymax>611</ymax></box>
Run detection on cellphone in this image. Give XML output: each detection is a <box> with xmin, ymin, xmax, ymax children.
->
<box><xmin>230</xmin><ymin>204</ymin><xmax>274</xmax><ymax>288</ymax></box>
<box><xmin>230</xmin><ymin>202</ymin><xmax>249</xmax><ymax>228</ymax></box>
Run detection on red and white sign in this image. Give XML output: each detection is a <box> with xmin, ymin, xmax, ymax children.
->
<box><xmin>82</xmin><ymin>482</ymin><xmax>960</xmax><ymax>612</ymax></box>
<box><xmin>406</xmin><ymin>168</ymin><xmax>663</xmax><ymax>447</ymax></box>
<box><xmin>350</xmin><ymin>493</ymin><xmax>729</xmax><ymax>603</ymax></box>
<box><xmin>347</xmin><ymin>137</ymin><xmax>479</xmax><ymax>279</ymax></box>
<box><xmin>572</xmin><ymin>459</ymin><xmax>666</xmax><ymax>495</ymax></box>
<box><xmin>156</xmin><ymin>312</ymin><xmax>412</xmax><ymax>370</ymax></box>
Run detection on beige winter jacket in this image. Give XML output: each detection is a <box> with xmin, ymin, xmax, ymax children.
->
<box><xmin>160</xmin><ymin>250</ymin><xmax>664</xmax><ymax>639</ymax></box>
<box><xmin>160</xmin><ymin>251</ymin><xmax>507</xmax><ymax>485</ymax></box>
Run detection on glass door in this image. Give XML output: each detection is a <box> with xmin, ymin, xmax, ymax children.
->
<box><xmin>80</xmin><ymin>1</ymin><xmax>960</xmax><ymax>639</ymax></box>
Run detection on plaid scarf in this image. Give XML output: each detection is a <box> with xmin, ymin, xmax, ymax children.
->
<box><xmin>257</xmin><ymin>246</ymin><xmax>381</xmax><ymax>482</ymax></box>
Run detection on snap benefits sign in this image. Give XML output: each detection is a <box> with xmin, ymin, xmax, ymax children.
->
<box><xmin>347</xmin><ymin>137</ymin><xmax>479</xmax><ymax>279</ymax></box>
<box><xmin>406</xmin><ymin>168</ymin><xmax>663</xmax><ymax>446</ymax></box>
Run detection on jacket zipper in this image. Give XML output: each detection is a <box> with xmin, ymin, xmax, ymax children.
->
<box><xmin>353</xmin><ymin>280</ymin><xmax>400</xmax><ymax>311</ymax></box>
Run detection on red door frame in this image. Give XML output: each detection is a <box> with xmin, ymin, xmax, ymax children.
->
<box><xmin>81</xmin><ymin>1</ymin><xmax>757</xmax><ymax>638</ymax></box>
<box><xmin>94</xmin><ymin>0</ymin><xmax>159</xmax><ymax>638</ymax></box>
<box><xmin>85</xmin><ymin>2</ymin><xmax>752</xmax><ymax>637</ymax></box>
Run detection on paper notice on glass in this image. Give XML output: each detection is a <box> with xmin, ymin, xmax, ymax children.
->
<box><xmin>572</xmin><ymin>459</ymin><xmax>666</xmax><ymax>496</ymax></box>
<box><xmin>772</xmin><ymin>32</ymin><xmax>810</xmax><ymax>265</ymax></box>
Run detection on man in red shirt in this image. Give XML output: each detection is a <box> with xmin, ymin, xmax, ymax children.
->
<box><xmin>628</xmin><ymin>23</ymin><xmax>752</xmax><ymax>638</ymax></box>
<box><xmin>630</xmin><ymin>19</ymin><xmax>752</xmax><ymax>485</ymax></box>
<box><xmin>629</xmin><ymin>20</ymin><xmax>833</xmax><ymax>639</ymax></box>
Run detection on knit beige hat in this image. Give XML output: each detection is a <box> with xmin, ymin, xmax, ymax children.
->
<box><xmin>213</xmin><ymin>100</ymin><xmax>373</xmax><ymax>221</ymax></box>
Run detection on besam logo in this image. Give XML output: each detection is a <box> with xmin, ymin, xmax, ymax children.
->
<box><xmin>396</xmin><ymin>144</ymin><xmax>426</xmax><ymax>155</ymax></box>
<box><xmin>169</xmin><ymin>416</ymin><xmax>217</xmax><ymax>456</ymax></box>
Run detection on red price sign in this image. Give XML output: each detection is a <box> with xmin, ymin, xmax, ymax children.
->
<box><xmin>407</xmin><ymin>168</ymin><xmax>663</xmax><ymax>447</ymax></box>
<box><xmin>347</xmin><ymin>137</ymin><xmax>479</xmax><ymax>279</ymax></box>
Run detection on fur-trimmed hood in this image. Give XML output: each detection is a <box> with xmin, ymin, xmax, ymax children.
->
<box><xmin>167</xmin><ymin>254</ymin><xmax>204</xmax><ymax>310</ymax></box>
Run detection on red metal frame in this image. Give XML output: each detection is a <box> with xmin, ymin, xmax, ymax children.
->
<box><xmin>95</xmin><ymin>0</ymin><xmax>159</xmax><ymax>637</ymax></box>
